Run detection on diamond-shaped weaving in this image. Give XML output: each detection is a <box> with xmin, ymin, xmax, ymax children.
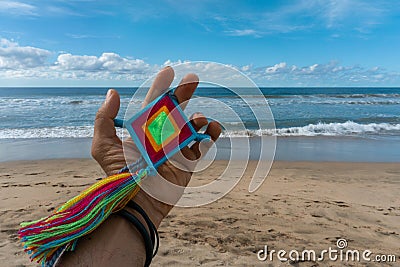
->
<box><xmin>125</xmin><ymin>92</ymin><xmax>198</xmax><ymax>169</ymax></box>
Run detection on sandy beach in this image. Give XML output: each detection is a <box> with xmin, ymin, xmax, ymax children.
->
<box><xmin>0</xmin><ymin>159</ymin><xmax>399</xmax><ymax>266</ymax></box>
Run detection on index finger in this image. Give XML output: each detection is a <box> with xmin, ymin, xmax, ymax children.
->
<box><xmin>142</xmin><ymin>66</ymin><xmax>175</xmax><ymax>108</ymax></box>
<box><xmin>173</xmin><ymin>73</ymin><xmax>199</xmax><ymax>110</ymax></box>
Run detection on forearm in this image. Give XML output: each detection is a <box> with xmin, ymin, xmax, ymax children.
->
<box><xmin>57</xmin><ymin>190</ymin><xmax>166</xmax><ymax>267</ymax></box>
<box><xmin>58</xmin><ymin>214</ymin><xmax>147</xmax><ymax>267</ymax></box>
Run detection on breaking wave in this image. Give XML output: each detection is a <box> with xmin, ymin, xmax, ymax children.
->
<box><xmin>1</xmin><ymin>121</ymin><xmax>399</xmax><ymax>139</ymax></box>
<box><xmin>222</xmin><ymin>121</ymin><xmax>400</xmax><ymax>137</ymax></box>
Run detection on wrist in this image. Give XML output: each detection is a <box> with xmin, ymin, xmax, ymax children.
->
<box><xmin>131</xmin><ymin>190</ymin><xmax>171</xmax><ymax>228</ymax></box>
<box><xmin>129</xmin><ymin>161</ymin><xmax>189</xmax><ymax>228</ymax></box>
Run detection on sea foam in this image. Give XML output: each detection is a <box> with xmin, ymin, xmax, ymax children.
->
<box><xmin>222</xmin><ymin>121</ymin><xmax>400</xmax><ymax>137</ymax></box>
<box><xmin>1</xmin><ymin>121</ymin><xmax>399</xmax><ymax>139</ymax></box>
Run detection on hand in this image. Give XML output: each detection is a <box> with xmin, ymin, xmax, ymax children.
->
<box><xmin>59</xmin><ymin>67</ymin><xmax>221</xmax><ymax>266</ymax></box>
<box><xmin>91</xmin><ymin>66</ymin><xmax>221</xmax><ymax>227</ymax></box>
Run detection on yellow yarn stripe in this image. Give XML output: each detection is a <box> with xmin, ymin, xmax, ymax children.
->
<box><xmin>58</xmin><ymin>172</ymin><xmax>133</xmax><ymax>212</ymax></box>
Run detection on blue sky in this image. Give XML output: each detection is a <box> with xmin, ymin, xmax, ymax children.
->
<box><xmin>0</xmin><ymin>0</ymin><xmax>399</xmax><ymax>86</ymax></box>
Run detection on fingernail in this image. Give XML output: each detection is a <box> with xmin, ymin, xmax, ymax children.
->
<box><xmin>106</xmin><ymin>89</ymin><xmax>112</xmax><ymax>99</ymax></box>
<box><xmin>106</xmin><ymin>89</ymin><xmax>112</xmax><ymax>98</ymax></box>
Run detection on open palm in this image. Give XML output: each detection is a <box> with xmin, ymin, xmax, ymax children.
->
<box><xmin>91</xmin><ymin>66</ymin><xmax>221</xmax><ymax>226</ymax></box>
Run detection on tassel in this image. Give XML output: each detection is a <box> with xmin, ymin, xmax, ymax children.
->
<box><xmin>18</xmin><ymin>166</ymin><xmax>149</xmax><ymax>266</ymax></box>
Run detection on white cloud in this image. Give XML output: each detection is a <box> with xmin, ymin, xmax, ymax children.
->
<box><xmin>160</xmin><ymin>60</ymin><xmax>249</xmax><ymax>87</ymax></box>
<box><xmin>0</xmin><ymin>38</ymin><xmax>52</xmax><ymax>69</ymax></box>
<box><xmin>185</xmin><ymin>0</ymin><xmax>396</xmax><ymax>36</ymax></box>
<box><xmin>253</xmin><ymin>0</ymin><xmax>390</xmax><ymax>35</ymax></box>
<box><xmin>158</xmin><ymin>60</ymin><xmax>400</xmax><ymax>87</ymax></box>
<box><xmin>323</xmin><ymin>0</ymin><xmax>386</xmax><ymax>29</ymax></box>
<box><xmin>0</xmin><ymin>38</ymin><xmax>157</xmax><ymax>83</ymax></box>
<box><xmin>55</xmin><ymin>54</ymin><xmax>101</xmax><ymax>71</ymax></box>
<box><xmin>0</xmin><ymin>38</ymin><xmax>399</xmax><ymax>86</ymax></box>
<box><xmin>309</xmin><ymin>64</ymin><xmax>319</xmax><ymax>72</ymax></box>
<box><xmin>241</xmin><ymin>65</ymin><xmax>251</xmax><ymax>72</ymax></box>
<box><xmin>0</xmin><ymin>1</ymin><xmax>36</xmax><ymax>16</ymax></box>
<box><xmin>265</xmin><ymin>62</ymin><xmax>287</xmax><ymax>73</ymax></box>
<box><xmin>225</xmin><ymin>29</ymin><xmax>260</xmax><ymax>37</ymax></box>
<box><xmin>65</xmin><ymin>33</ymin><xmax>121</xmax><ymax>39</ymax></box>
<box><xmin>54</xmin><ymin>52</ymin><xmax>153</xmax><ymax>75</ymax></box>
<box><xmin>247</xmin><ymin>61</ymin><xmax>400</xmax><ymax>86</ymax></box>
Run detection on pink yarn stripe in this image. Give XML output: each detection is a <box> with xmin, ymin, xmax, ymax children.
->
<box><xmin>19</xmin><ymin>176</ymin><xmax>132</xmax><ymax>235</ymax></box>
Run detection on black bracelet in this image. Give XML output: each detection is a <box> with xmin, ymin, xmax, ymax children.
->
<box><xmin>117</xmin><ymin>201</ymin><xmax>159</xmax><ymax>267</ymax></box>
<box><xmin>127</xmin><ymin>201</ymin><xmax>159</xmax><ymax>257</ymax></box>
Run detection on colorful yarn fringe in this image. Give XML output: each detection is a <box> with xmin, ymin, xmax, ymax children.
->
<box><xmin>18</xmin><ymin>167</ymin><xmax>149</xmax><ymax>266</ymax></box>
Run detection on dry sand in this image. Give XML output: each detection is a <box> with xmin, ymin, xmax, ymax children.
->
<box><xmin>0</xmin><ymin>159</ymin><xmax>399</xmax><ymax>266</ymax></box>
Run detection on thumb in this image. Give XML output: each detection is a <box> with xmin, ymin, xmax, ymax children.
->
<box><xmin>94</xmin><ymin>89</ymin><xmax>120</xmax><ymax>138</ymax></box>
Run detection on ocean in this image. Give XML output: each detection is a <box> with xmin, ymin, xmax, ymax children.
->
<box><xmin>0</xmin><ymin>87</ymin><xmax>399</xmax><ymax>162</ymax></box>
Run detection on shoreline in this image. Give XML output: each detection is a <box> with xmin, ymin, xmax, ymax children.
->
<box><xmin>1</xmin><ymin>158</ymin><xmax>400</xmax><ymax>165</ymax></box>
<box><xmin>1</xmin><ymin>136</ymin><xmax>399</xmax><ymax>163</ymax></box>
<box><xmin>1</xmin><ymin>159</ymin><xmax>399</xmax><ymax>266</ymax></box>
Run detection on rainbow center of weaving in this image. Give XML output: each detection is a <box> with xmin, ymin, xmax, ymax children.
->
<box><xmin>148</xmin><ymin>111</ymin><xmax>175</xmax><ymax>144</ymax></box>
<box><xmin>143</xmin><ymin>106</ymin><xmax>179</xmax><ymax>152</ymax></box>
